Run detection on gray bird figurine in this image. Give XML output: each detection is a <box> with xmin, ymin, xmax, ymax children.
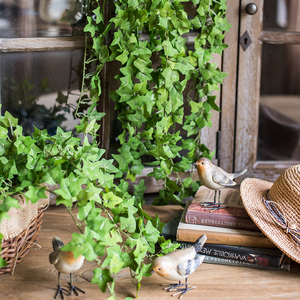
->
<box><xmin>151</xmin><ymin>234</ymin><xmax>207</xmax><ymax>299</ymax></box>
<box><xmin>49</xmin><ymin>237</ymin><xmax>85</xmax><ymax>299</ymax></box>
<box><xmin>195</xmin><ymin>157</ymin><xmax>247</xmax><ymax>210</ymax></box>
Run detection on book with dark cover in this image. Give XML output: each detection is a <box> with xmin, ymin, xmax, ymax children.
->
<box><xmin>202</xmin><ymin>255</ymin><xmax>290</xmax><ymax>271</ymax></box>
<box><xmin>177</xmin><ymin>241</ymin><xmax>286</xmax><ymax>269</ymax></box>
<box><xmin>186</xmin><ymin>186</ymin><xmax>259</xmax><ymax>231</ymax></box>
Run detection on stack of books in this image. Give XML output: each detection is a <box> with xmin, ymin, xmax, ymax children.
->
<box><xmin>163</xmin><ymin>186</ymin><xmax>290</xmax><ymax>271</ymax></box>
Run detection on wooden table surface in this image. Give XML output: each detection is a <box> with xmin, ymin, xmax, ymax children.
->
<box><xmin>2</xmin><ymin>204</ymin><xmax>300</xmax><ymax>300</ymax></box>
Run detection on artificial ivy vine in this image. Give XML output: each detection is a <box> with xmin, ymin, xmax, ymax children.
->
<box><xmin>72</xmin><ymin>0</ymin><xmax>230</xmax><ymax>297</ymax></box>
<box><xmin>82</xmin><ymin>0</ymin><xmax>230</xmax><ymax>206</ymax></box>
<box><xmin>0</xmin><ymin>110</ymin><xmax>173</xmax><ymax>298</ymax></box>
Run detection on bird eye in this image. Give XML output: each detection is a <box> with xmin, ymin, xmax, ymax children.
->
<box><xmin>201</xmin><ymin>162</ymin><xmax>204</xmax><ymax>165</ymax></box>
<box><xmin>158</xmin><ymin>267</ymin><xmax>162</xmax><ymax>271</ymax></box>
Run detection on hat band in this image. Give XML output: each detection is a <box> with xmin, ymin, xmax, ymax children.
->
<box><xmin>263</xmin><ymin>190</ymin><xmax>300</xmax><ymax>246</ymax></box>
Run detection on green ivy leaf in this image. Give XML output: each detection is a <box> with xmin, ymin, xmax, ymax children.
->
<box><xmin>102</xmin><ymin>245</ymin><xmax>131</xmax><ymax>274</ymax></box>
<box><xmin>160</xmin><ymin>239</ymin><xmax>180</xmax><ymax>254</ymax></box>
<box><xmin>0</xmin><ymin>126</ymin><xmax>8</xmax><ymax>139</ymax></box>
<box><xmin>62</xmin><ymin>232</ymin><xmax>97</xmax><ymax>261</ymax></box>
<box><xmin>133</xmin><ymin>180</ymin><xmax>146</xmax><ymax>206</ymax></box>
<box><xmin>102</xmin><ymin>192</ymin><xmax>123</xmax><ymax>209</ymax></box>
<box><xmin>25</xmin><ymin>186</ymin><xmax>47</xmax><ymax>204</ymax></box>
<box><xmin>207</xmin><ymin>96</ymin><xmax>221</xmax><ymax>112</ymax></box>
<box><xmin>135</xmin><ymin>263</ymin><xmax>152</xmax><ymax>281</ymax></box>
<box><xmin>162</xmin><ymin>68</ymin><xmax>179</xmax><ymax>90</ymax></box>
<box><xmin>134</xmin><ymin>81</ymin><xmax>148</xmax><ymax>95</ymax></box>
<box><xmin>2</xmin><ymin>111</ymin><xmax>18</xmax><ymax>127</ymax></box>
<box><xmin>116</xmin><ymin>50</ymin><xmax>129</xmax><ymax>64</ymax></box>
<box><xmin>92</xmin><ymin>7</ymin><xmax>104</xmax><ymax>24</ymax></box>
<box><xmin>84</xmin><ymin>16</ymin><xmax>96</xmax><ymax>37</ymax></box>
<box><xmin>147</xmin><ymin>167</ymin><xmax>166</xmax><ymax>181</ymax></box>
<box><xmin>120</xmin><ymin>206</ymin><xmax>137</xmax><ymax>233</ymax></box>
<box><xmin>143</xmin><ymin>220</ymin><xmax>160</xmax><ymax>244</ymax></box>
<box><xmin>91</xmin><ymin>268</ymin><xmax>113</xmax><ymax>293</ymax></box>
<box><xmin>160</xmin><ymin>2</ymin><xmax>175</xmax><ymax>18</ymax></box>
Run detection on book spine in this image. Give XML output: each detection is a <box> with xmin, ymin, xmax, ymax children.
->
<box><xmin>176</xmin><ymin>227</ymin><xmax>276</xmax><ymax>248</ymax></box>
<box><xmin>201</xmin><ymin>255</ymin><xmax>290</xmax><ymax>271</ymax></box>
<box><xmin>185</xmin><ymin>211</ymin><xmax>259</xmax><ymax>231</ymax></box>
<box><xmin>177</xmin><ymin>241</ymin><xmax>282</xmax><ymax>268</ymax></box>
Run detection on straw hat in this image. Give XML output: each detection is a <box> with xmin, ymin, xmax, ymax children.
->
<box><xmin>240</xmin><ymin>164</ymin><xmax>300</xmax><ymax>263</ymax></box>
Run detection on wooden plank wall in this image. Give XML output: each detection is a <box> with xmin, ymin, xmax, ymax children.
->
<box><xmin>0</xmin><ymin>37</ymin><xmax>85</xmax><ymax>52</ymax></box>
<box><xmin>219</xmin><ymin>0</ymin><xmax>240</xmax><ymax>173</ymax></box>
<box><xmin>234</xmin><ymin>0</ymin><xmax>264</xmax><ymax>177</ymax></box>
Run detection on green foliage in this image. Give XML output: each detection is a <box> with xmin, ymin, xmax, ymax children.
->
<box><xmin>82</xmin><ymin>0</ymin><xmax>230</xmax><ymax>207</ymax></box>
<box><xmin>71</xmin><ymin>0</ymin><xmax>230</xmax><ymax>297</ymax></box>
<box><xmin>73</xmin><ymin>0</ymin><xmax>230</xmax><ymax>296</ymax></box>
<box><xmin>0</xmin><ymin>0</ymin><xmax>231</xmax><ymax>298</ymax></box>
<box><xmin>0</xmin><ymin>108</ymin><xmax>172</xmax><ymax>299</ymax></box>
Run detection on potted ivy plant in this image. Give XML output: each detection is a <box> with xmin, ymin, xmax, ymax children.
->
<box><xmin>0</xmin><ymin>109</ymin><xmax>52</xmax><ymax>270</ymax></box>
<box><xmin>0</xmin><ymin>108</ymin><xmax>171</xmax><ymax>296</ymax></box>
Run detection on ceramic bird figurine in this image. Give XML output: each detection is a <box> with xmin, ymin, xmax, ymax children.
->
<box><xmin>151</xmin><ymin>234</ymin><xmax>207</xmax><ymax>299</ymax></box>
<box><xmin>195</xmin><ymin>157</ymin><xmax>247</xmax><ymax>210</ymax></box>
<box><xmin>49</xmin><ymin>237</ymin><xmax>85</xmax><ymax>299</ymax></box>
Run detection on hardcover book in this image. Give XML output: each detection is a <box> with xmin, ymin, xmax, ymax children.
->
<box><xmin>177</xmin><ymin>241</ymin><xmax>286</xmax><ymax>269</ymax></box>
<box><xmin>177</xmin><ymin>201</ymin><xmax>276</xmax><ymax>248</ymax></box>
<box><xmin>202</xmin><ymin>255</ymin><xmax>290</xmax><ymax>271</ymax></box>
<box><xmin>185</xmin><ymin>186</ymin><xmax>259</xmax><ymax>231</ymax></box>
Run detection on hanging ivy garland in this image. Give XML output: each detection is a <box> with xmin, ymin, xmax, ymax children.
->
<box><xmin>81</xmin><ymin>0</ymin><xmax>230</xmax><ymax>206</ymax></box>
<box><xmin>72</xmin><ymin>0</ymin><xmax>231</xmax><ymax>298</ymax></box>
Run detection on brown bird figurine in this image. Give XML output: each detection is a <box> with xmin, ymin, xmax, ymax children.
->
<box><xmin>151</xmin><ymin>235</ymin><xmax>207</xmax><ymax>299</ymax></box>
<box><xmin>49</xmin><ymin>237</ymin><xmax>85</xmax><ymax>299</ymax></box>
<box><xmin>195</xmin><ymin>157</ymin><xmax>247</xmax><ymax>210</ymax></box>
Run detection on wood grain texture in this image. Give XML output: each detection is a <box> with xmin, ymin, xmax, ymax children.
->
<box><xmin>2</xmin><ymin>204</ymin><xmax>300</xmax><ymax>299</ymax></box>
<box><xmin>234</xmin><ymin>0</ymin><xmax>264</xmax><ymax>178</ymax></box>
<box><xmin>126</xmin><ymin>167</ymin><xmax>199</xmax><ymax>194</ymax></box>
<box><xmin>0</xmin><ymin>37</ymin><xmax>85</xmax><ymax>52</ymax></box>
<box><xmin>98</xmin><ymin>0</ymin><xmax>113</xmax><ymax>157</ymax></box>
<box><xmin>259</xmin><ymin>31</ymin><xmax>300</xmax><ymax>44</ymax></box>
<box><xmin>250</xmin><ymin>161</ymin><xmax>298</xmax><ymax>182</ymax></box>
<box><xmin>219</xmin><ymin>0</ymin><xmax>240</xmax><ymax>173</ymax></box>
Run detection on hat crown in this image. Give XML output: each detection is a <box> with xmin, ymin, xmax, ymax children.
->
<box><xmin>269</xmin><ymin>164</ymin><xmax>300</xmax><ymax>207</ymax></box>
<box><xmin>240</xmin><ymin>164</ymin><xmax>300</xmax><ymax>263</ymax></box>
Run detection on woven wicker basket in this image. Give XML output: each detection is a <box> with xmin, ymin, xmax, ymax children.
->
<box><xmin>0</xmin><ymin>208</ymin><xmax>45</xmax><ymax>275</ymax></box>
<box><xmin>0</xmin><ymin>188</ymin><xmax>49</xmax><ymax>275</ymax></box>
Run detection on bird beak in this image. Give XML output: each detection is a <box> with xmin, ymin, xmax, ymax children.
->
<box><xmin>193</xmin><ymin>163</ymin><xmax>197</xmax><ymax>166</ymax></box>
<box><xmin>150</xmin><ymin>268</ymin><xmax>155</xmax><ymax>274</ymax></box>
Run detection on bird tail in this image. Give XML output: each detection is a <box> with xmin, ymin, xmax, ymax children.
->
<box><xmin>52</xmin><ymin>236</ymin><xmax>64</xmax><ymax>251</ymax></box>
<box><xmin>232</xmin><ymin>168</ymin><xmax>247</xmax><ymax>179</ymax></box>
<box><xmin>193</xmin><ymin>234</ymin><xmax>207</xmax><ymax>253</ymax></box>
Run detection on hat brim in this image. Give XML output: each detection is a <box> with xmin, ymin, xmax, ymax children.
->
<box><xmin>240</xmin><ymin>178</ymin><xmax>300</xmax><ymax>263</ymax></box>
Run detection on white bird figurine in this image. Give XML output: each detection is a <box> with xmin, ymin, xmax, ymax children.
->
<box><xmin>49</xmin><ymin>236</ymin><xmax>85</xmax><ymax>299</ymax></box>
<box><xmin>151</xmin><ymin>234</ymin><xmax>207</xmax><ymax>299</ymax></box>
<box><xmin>195</xmin><ymin>157</ymin><xmax>247</xmax><ymax>210</ymax></box>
